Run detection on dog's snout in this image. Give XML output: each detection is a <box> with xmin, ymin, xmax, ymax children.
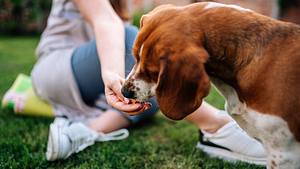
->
<box><xmin>121</xmin><ymin>86</ymin><xmax>135</xmax><ymax>99</ymax></box>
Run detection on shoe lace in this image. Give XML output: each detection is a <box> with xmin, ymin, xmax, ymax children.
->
<box><xmin>63</xmin><ymin>120</ymin><xmax>129</xmax><ymax>156</ymax></box>
<box><xmin>96</xmin><ymin>129</ymin><xmax>129</xmax><ymax>142</ymax></box>
<box><xmin>68</xmin><ymin>127</ymin><xmax>129</xmax><ymax>154</ymax></box>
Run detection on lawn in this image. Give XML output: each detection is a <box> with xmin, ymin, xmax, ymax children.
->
<box><xmin>0</xmin><ymin>36</ymin><xmax>264</xmax><ymax>169</ymax></box>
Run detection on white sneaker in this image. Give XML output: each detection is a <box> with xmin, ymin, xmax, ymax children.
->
<box><xmin>46</xmin><ymin>117</ymin><xmax>129</xmax><ymax>161</ymax></box>
<box><xmin>197</xmin><ymin>121</ymin><xmax>267</xmax><ymax>165</ymax></box>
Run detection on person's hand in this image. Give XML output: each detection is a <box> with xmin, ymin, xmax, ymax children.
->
<box><xmin>103</xmin><ymin>71</ymin><xmax>151</xmax><ymax>115</ymax></box>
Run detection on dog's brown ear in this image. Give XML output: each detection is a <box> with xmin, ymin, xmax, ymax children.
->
<box><xmin>139</xmin><ymin>15</ymin><xmax>147</xmax><ymax>28</ymax></box>
<box><xmin>133</xmin><ymin>14</ymin><xmax>153</xmax><ymax>58</ymax></box>
<box><xmin>156</xmin><ymin>46</ymin><xmax>210</xmax><ymax>120</ymax></box>
<box><xmin>134</xmin><ymin>5</ymin><xmax>177</xmax><ymax>58</ymax></box>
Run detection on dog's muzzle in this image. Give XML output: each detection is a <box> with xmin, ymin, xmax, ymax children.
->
<box><xmin>121</xmin><ymin>86</ymin><xmax>135</xmax><ymax>99</ymax></box>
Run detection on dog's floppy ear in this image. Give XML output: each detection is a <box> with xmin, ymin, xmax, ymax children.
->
<box><xmin>133</xmin><ymin>14</ymin><xmax>153</xmax><ymax>58</ymax></box>
<box><xmin>139</xmin><ymin>15</ymin><xmax>147</xmax><ymax>28</ymax></box>
<box><xmin>134</xmin><ymin>5</ymin><xmax>177</xmax><ymax>58</ymax></box>
<box><xmin>140</xmin><ymin>4</ymin><xmax>176</xmax><ymax>28</ymax></box>
<box><xmin>156</xmin><ymin>46</ymin><xmax>210</xmax><ymax>120</ymax></box>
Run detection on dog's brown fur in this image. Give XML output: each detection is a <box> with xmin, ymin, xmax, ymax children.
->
<box><xmin>133</xmin><ymin>3</ymin><xmax>300</xmax><ymax>141</ymax></box>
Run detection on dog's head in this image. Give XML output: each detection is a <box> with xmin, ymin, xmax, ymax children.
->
<box><xmin>122</xmin><ymin>4</ymin><xmax>210</xmax><ymax>120</ymax></box>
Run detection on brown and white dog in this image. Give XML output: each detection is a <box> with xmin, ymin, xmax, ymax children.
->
<box><xmin>121</xmin><ymin>2</ymin><xmax>300</xmax><ymax>169</ymax></box>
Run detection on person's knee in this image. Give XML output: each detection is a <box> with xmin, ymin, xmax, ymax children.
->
<box><xmin>30</xmin><ymin>57</ymin><xmax>58</xmax><ymax>102</ymax></box>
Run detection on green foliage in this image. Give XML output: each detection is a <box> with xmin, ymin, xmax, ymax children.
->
<box><xmin>132</xmin><ymin>10</ymin><xmax>145</xmax><ymax>28</ymax></box>
<box><xmin>0</xmin><ymin>0</ymin><xmax>52</xmax><ymax>35</ymax></box>
<box><xmin>0</xmin><ymin>36</ymin><xmax>264</xmax><ymax>169</ymax></box>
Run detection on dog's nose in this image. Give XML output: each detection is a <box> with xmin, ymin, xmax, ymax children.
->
<box><xmin>121</xmin><ymin>86</ymin><xmax>135</xmax><ymax>99</ymax></box>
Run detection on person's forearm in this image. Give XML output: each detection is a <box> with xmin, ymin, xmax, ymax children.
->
<box><xmin>89</xmin><ymin>0</ymin><xmax>126</xmax><ymax>82</ymax></box>
<box><xmin>93</xmin><ymin>20</ymin><xmax>125</xmax><ymax>81</ymax></box>
<box><xmin>74</xmin><ymin>0</ymin><xmax>126</xmax><ymax>83</ymax></box>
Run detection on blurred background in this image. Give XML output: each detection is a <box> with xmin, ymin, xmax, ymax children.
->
<box><xmin>0</xmin><ymin>0</ymin><xmax>299</xmax><ymax>36</ymax></box>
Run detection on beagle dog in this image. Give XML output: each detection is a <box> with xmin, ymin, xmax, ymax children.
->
<box><xmin>121</xmin><ymin>2</ymin><xmax>300</xmax><ymax>169</ymax></box>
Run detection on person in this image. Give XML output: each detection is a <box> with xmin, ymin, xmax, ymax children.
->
<box><xmin>2</xmin><ymin>0</ymin><xmax>266</xmax><ymax>165</ymax></box>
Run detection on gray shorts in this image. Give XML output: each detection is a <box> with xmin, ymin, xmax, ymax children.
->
<box><xmin>31</xmin><ymin>48</ymin><xmax>99</xmax><ymax>121</ymax></box>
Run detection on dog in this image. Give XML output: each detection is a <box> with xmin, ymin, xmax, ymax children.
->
<box><xmin>121</xmin><ymin>2</ymin><xmax>300</xmax><ymax>169</ymax></box>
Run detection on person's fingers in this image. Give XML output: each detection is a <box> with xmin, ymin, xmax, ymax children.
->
<box><xmin>107</xmin><ymin>95</ymin><xmax>152</xmax><ymax>114</ymax></box>
<box><xmin>124</xmin><ymin>110</ymin><xmax>144</xmax><ymax>116</ymax></box>
<box><xmin>120</xmin><ymin>78</ymin><xmax>125</xmax><ymax>84</ymax></box>
<box><xmin>123</xmin><ymin>102</ymin><xmax>152</xmax><ymax>116</ymax></box>
<box><xmin>106</xmin><ymin>92</ymin><xmax>144</xmax><ymax>112</ymax></box>
<box><xmin>124</xmin><ymin>98</ymin><xmax>130</xmax><ymax>104</ymax></box>
<box><xmin>144</xmin><ymin>102</ymin><xmax>152</xmax><ymax>109</ymax></box>
<box><xmin>110</xmin><ymin>80</ymin><xmax>125</xmax><ymax>101</ymax></box>
<box><xmin>115</xmin><ymin>101</ymin><xmax>143</xmax><ymax>110</ymax></box>
<box><xmin>123</xmin><ymin>105</ymin><xmax>147</xmax><ymax>115</ymax></box>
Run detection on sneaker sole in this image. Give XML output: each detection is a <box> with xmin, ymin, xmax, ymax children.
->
<box><xmin>196</xmin><ymin>142</ymin><xmax>266</xmax><ymax>166</ymax></box>
<box><xmin>46</xmin><ymin>123</ymin><xmax>60</xmax><ymax>161</ymax></box>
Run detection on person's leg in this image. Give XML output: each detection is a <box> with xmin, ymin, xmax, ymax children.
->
<box><xmin>185</xmin><ymin>101</ymin><xmax>232</xmax><ymax>133</ymax></box>
<box><xmin>186</xmin><ymin>101</ymin><xmax>266</xmax><ymax>165</ymax></box>
<box><xmin>88</xmin><ymin>98</ymin><xmax>159</xmax><ymax>133</ymax></box>
<box><xmin>46</xmin><ymin>25</ymin><xmax>158</xmax><ymax>161</ymax></box>
<box><xmin>88</xmin><ymin>110</ymin><xmax>129</xmax><ymax>133</ymax></box>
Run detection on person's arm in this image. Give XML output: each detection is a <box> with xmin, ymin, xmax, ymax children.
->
<box><xmin>74</xmin><ymin>0</ymin><xmax>150</xmax><ymax>113</ymax></box>
<box><xmin>74</xmin><ymin>0</ymin><xmax>124</xmax><ymax>84</ymax></box>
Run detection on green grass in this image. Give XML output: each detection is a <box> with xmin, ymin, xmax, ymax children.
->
<box><xmin>0</xmin><ymin>36</ymin><xmax>264</xmax><ymax>169</ymax></box>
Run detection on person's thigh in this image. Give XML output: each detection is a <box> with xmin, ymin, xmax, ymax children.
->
<box><xmin>31</xmin><ymin>49</ymin><xmax>90</xmax><ymax>112</ymax></box>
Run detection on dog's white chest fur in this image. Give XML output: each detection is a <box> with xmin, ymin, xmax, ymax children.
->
<box><xmin>210</xmin><ymin>78</ymin><xmax>300</xmax><ymax>168</ymax></box>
